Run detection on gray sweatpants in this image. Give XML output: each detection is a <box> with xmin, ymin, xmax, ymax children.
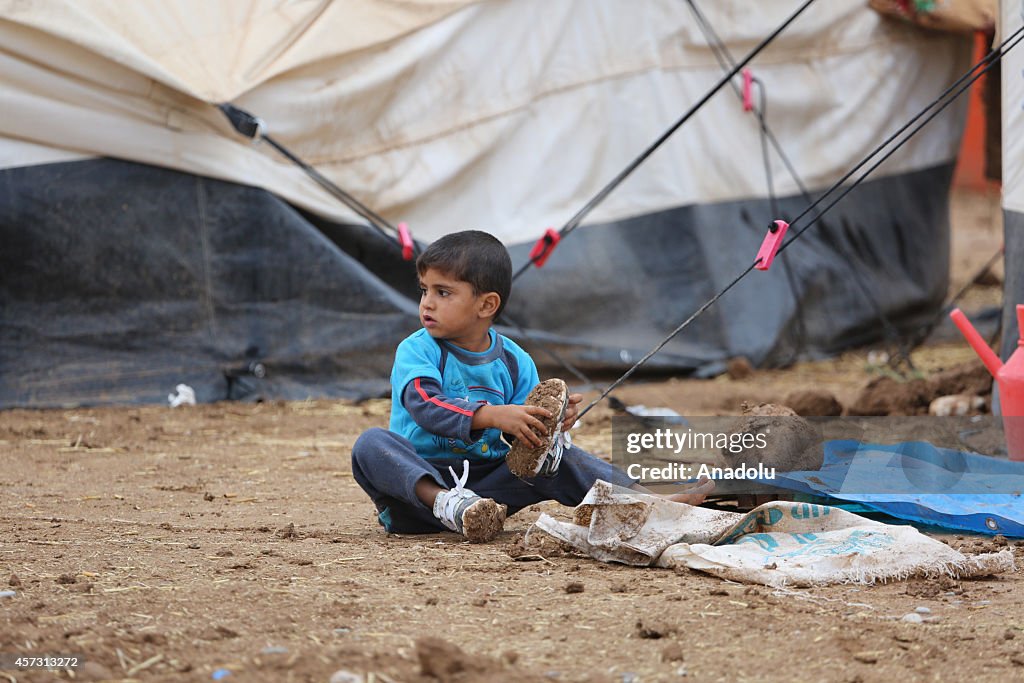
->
<box><xmin>351</xmin><ymin>427</ymin><xmax>634</xmax><ymax>534</ymax></box>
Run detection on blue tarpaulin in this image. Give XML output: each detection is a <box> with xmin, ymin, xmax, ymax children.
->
<box><xmin>771</xmin><ymin>441</ymin><xmax>1024</xmax><ymax>537</ymax></box>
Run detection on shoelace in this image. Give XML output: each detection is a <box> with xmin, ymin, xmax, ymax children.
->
<box><xmin>448</xmin><ymin>459</ymin><xmax>470</xmax><ymax>493</ymax></box>
<box><xmin>435</xmin><ymin>459</ymin><xmax>473</xmax><ymax>531</ymax></box>
<box><xmin>535</xmin><ymin>431</ymin><xmax>570</xmax><ymax>477</ymax></box>
<box><xmin>548</xmin><ymin>433</ymin><xmax>569</xmax><ymax>474</ymax></box>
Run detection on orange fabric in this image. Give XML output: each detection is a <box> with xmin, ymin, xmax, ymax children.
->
<box><xmin>414</xmin><ymin>378</ymin><xmax>474</xmax><ymax>417</ymax></box>
<box><xmin>953</xmin><ymin>32</ymin><xmax>1001</xmax><ymax>190</ymax></box>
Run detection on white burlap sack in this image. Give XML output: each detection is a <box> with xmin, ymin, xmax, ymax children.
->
<box><xmin>534</xmin><ymin>479</ymin><xmax>740</xmax><ymax>565</ymax></box>
<box><xmin>533</xmin><ymin>480</ymin><xmax>1014</xmax><ymax>587</ymax></box>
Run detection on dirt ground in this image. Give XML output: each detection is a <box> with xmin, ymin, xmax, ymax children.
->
<box><xmin>2</xmin><ymin>189</ymin><xmax>1021</xmax><ymax>683</ymax></box>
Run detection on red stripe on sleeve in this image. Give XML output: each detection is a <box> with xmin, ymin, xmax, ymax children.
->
<box><xmin>414</xmin><ymin>378</ymin><xmax>474</xmax><ymax>417</ymax></box>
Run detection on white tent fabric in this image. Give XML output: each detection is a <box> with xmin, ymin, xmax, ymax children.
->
<box><xmin>1005</xmin><ymin>0</ymin><xmax>1024</xmax><ymax>214</ymax></box>
<box><xmin>0</xmin><ymin>0</ymin><xmax>970</xmax><ymax>245</ymax></box>
<box><xmin>1000</xmin><ymin>1</ymin><xmax>1024</xmax><ymax>379</ymax></box>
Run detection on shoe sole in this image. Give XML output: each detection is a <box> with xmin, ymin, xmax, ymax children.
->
<box><xmin>506</xmin><ymin>378</ymin><xmax>569</xmax><ymax>479</ymax></box>
<box><xmin>461</xmin><ymin>498</ymin><xmax>506</xmax><ymax>543</ymax></box>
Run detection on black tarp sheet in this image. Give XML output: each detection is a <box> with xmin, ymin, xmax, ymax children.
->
<box><xmin>504</xmin><ymin>162</ymin><xmax>955</xmax><ymax>374</ymax></box>
<box><xmin>1</xmin><ymin>158</ymin><xmax>955</xmax><ymax>407</ymax></box>
<box><xmin>1</xmin><ymin>159</ymin><xmax>419</xmax><ymax>407</ymax></box>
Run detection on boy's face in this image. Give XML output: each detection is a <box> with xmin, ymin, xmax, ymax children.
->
<box><xmin>418</xmin><ymin>268</ymin><xmax>498</xmax><ymax>345</ymax></box>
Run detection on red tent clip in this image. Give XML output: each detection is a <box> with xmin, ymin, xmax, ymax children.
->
<box><xmin>742</xmin><ymin>68</ymin><xmax>754</xmax><ymax>112</ymax></box>
<box><xmin>529</xmin><ymin>227</ymin><xmax>561</xmax><ymax>267</ymax></box>
<box><xmin>755</xmin><ymin>220</ymin><xmax>789</xmax><ymax>271</ymax></box>
<box><xmin>397</xmin><ymin>222</ymin><xmax>414</xmax><ymax>261</ymax></box>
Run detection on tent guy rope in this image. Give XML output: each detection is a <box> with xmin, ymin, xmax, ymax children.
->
<box><xmin>685</xmin><ymin>0</ymin><xmax>911</xmax><ymax>370</ymax></box>
<box><xmin>574</xmin><ymin>23</ymin><xmax>1024</xmax><ymax>421</ymax></box>
<box><xmin>217</xmin><ymin>103</ymin><xmax>597</xmax><ymax>389</ymax></box>
<box><xmin>509</xmin><ymin>0</ymin><xmax>819</xmax><ymax>283</ymax></box>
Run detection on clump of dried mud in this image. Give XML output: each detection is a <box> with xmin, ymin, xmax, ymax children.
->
<box><xmin>416</xmin><ymin>636</ymin><xmax>550</xmax><ymax>682</ymax></box>
<box><xmin>785</xmin><ymin>389</ymin><xmax>843</xmax><ymax>417</ymax></box>
<box><xmin>720</xmin><ymin>403</ymin><xmax>823</xmax><ymax>472</ymax></box>
<box><xmin>849</xmin><ymin>361</ymin><xmax>992</xmax><ymax>416</ymax></box>
<box><xmin>506</xmin><ymin>529</ymin><xmax>581</xmax><ymax>560</ymax></box>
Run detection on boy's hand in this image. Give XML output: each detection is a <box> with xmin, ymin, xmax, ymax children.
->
<box><xmin>474</xmin><ymin>404</ymin><xmax>551</xmax><ymax>448</ymax></box>
<box><xmin>562</xmin><ymin>393</ymin><xmax>582</xmax><ymax>433</ymax></box>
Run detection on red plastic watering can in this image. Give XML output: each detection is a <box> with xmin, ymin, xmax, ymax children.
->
<box><xmin>950</xmin><ymin>305</ymin><xmax>1024</xmax><ymax>461</ymax></box>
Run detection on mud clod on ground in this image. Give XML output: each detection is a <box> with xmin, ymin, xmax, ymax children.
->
<box><xmin>416</xmin><ymin>636</ymin><xmax>548</xmax><ymax>682</ymax></box>
<box><xmin>636</xmin><ymin>619</ymin><xmax>677</xmax><ymax>640</ymax></box>
<box><xmin>720</xmin><ymin>403</ymin><xmax>823</xmax><ymax>472</ymax></box>
<box><xmin>727</xmin><ymin>357</ymin><xmax>755</xmax><ymax>380</ymax></box>
<box><xmin>785</xmin><ymin>389</ymin><xmax>844</xmax><ymax>417</ymax></box>
<box><xmin>850</xmin><ymin>361</ymin><xmax>992</xmax><ymax>416</ymax></box>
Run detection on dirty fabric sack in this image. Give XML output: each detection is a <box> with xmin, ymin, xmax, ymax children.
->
<box><xmin>533</xmin><ymin>480</ymin><xmax>1014</xmax><ymax>586</ymax></box>
<box><xmin>533</xmin><ymin>479</ymin><xmax>740</xmax><ymax>565</ymax></box>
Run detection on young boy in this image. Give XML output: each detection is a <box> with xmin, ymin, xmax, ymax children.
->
<box><xmin>351</xmin><ymin>230</ymin><xmax>709</xmax><ymax>542</ymax></box>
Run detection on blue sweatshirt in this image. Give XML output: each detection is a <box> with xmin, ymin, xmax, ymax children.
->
<box><xmin>389</xmin><ymin>328</ymin><xmax>539</xmax><ymax>460</ymax></box>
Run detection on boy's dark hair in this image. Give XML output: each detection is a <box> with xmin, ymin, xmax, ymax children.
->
<box><xmin>417</xmin><ymin>230</ymin><xmax>512</xmax><ymax>317</ymax></box>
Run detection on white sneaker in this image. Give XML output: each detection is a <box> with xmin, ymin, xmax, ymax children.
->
<box><xmin>536</xmin><ymin>431</ymin><xmax>570</xmax><ymax>478</ymax></box>
<box><xmin>432</xmin><ymin>460</ymin><xmax>505</xmax><ymax>543</ymax></box>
